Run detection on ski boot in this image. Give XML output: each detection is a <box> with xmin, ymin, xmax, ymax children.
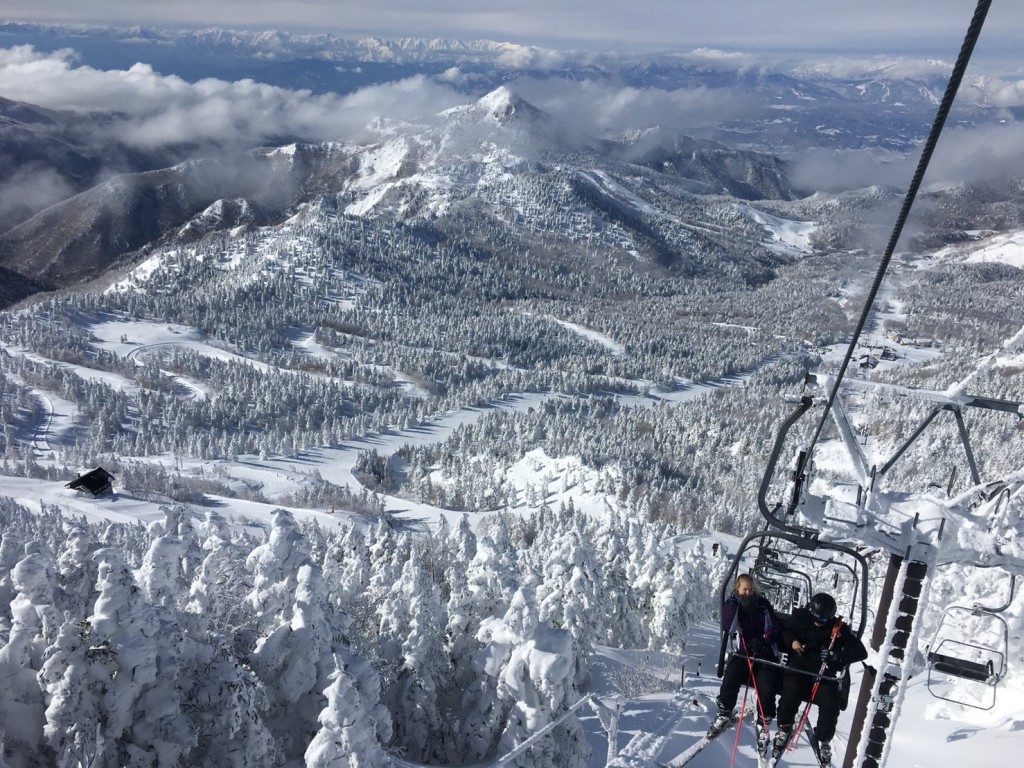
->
<box><xmin>771</xmin><ymin>727</ymin><xmax>791</xmax><ymax>762</ymax></box>
<box><xmin>817</xmin><ymin>740</ymin><xmax>832</xmax><ymax>766</ymax></box>
<box><xmin>755</xmin><ymin>718</ymin><xmax>772</xmax><ymax>757</ymax></box>
<box><xmin>706</xmin><ymin>701</ymin><xmax>733</xmax><ymax>738</ymax></box>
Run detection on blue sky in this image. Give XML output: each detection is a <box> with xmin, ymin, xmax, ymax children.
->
<box><xmin>2</xmin><ymin>0</ymin><xmax>1023</xmax><ymax>61</ymax></box>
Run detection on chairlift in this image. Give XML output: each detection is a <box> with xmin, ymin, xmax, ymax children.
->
<box><xmin>924</xmin><ymin>573</ymin><xmax>1015</xmax><ymax>710</ymax></box>
<box><xmin>716</xmin><ymin>530</ymin><xmax>869</xmax><ymax>678</ymax></box>
<box><xmin>753</xmin><ymin>570</ymin><xmax>807</xmax><ymax>615</ymax></box>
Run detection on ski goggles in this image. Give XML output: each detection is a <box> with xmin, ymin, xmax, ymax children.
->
<box><xmin>810</xmin><ymin>612</ymin><xmax>832</xmax><ymax>623</ymax></box>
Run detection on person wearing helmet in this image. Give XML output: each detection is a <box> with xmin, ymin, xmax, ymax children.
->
<box><xmin>709</xmin><ymin>573</ymin><xmax>781</xmax><ymax>754</ymax></box>
<box><xmin>772</xmin><ymin>592</ymin><xmax>867</xmax><ymax>766</ymax></box>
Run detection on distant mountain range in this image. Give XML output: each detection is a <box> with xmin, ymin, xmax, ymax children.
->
<box><xmin>2</xmin><ymin>21</ymin><xmax>1012</xmax><ymax>144</ymax></box>
<box><xmin>0</xmin><ymin>22</ymin><xmax>1022</xmax><ymax>308</ymax></box>
<box><xmin>0</xmin><ymin>84</ymin><xmax>806</xmax><ymax>302</ymax></box>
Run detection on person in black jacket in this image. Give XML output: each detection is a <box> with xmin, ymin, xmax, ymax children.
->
<box><xmin>773</xmin><ymin>593</ymin><xmax>868</xmax><ymax>765</ymax></box>
<box><xmin>710</xmin><ymin>573</ymin><xmax>781</xmax><ymax>753</ymax></box>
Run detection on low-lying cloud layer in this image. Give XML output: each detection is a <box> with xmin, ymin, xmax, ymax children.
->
<box><xmin>788</xmin><ymin>123</ymin><xmax>1024</xmax><ymax>195</ymax></box>
<box><xmin>2</xmin><ymin>42</ymin><xmax>1024</xmax><ymax>230</ymax></box>
<box><xmin>0</xmin><ymin>45</ymin><xmax>764</xmax><ymax>152</ymax></box>
<box><xmin>0</xmin><ymin>46</ymin><xmax>467</xmax><ymax>149</ymax></box>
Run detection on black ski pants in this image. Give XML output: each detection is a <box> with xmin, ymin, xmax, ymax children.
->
<box><xmin>717</xmin><ymin>655</ymin><xmax>780</xmax><ymax>721</ymax></box>
<box><xmin>776</xmin><ymin>670</ymin><xmax>842</xmax><ymax>742</ymax></box>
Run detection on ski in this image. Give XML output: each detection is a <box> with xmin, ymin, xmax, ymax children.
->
<box><xmin>660</xmin><ymin>712</ymin><xmax>741</xmax><ymax>768</ymax></box>
<box><xmin>742</xmin><ymin>708</ymin><xmax>772</xmax><ymax>768</ymax></box>
<box><xmin>768</xmin><ymin>730</ymin><xmax>790</xmax><ymax>767</ymax></box>
<box><xmin>755</xmin><ymin>722</ymin><xmax>772</xmax><ymax>768</ymax></box>
<box><xmin>767</xmin><ymin>721</ymin><xmax>833</xmax><ymax>767</ymax></box>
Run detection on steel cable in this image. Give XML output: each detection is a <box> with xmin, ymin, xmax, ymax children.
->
<box><xmin>805</xmin><ymin>0</ymin><xmax>993</xmax><ymax>461</ymax></box>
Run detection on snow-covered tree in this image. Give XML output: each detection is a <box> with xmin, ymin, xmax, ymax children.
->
<box><xmin>0</xmin><ymin>550</ymin><xmax>59</xmax><ymax>765</ymax></box>
<box><xmin>1</xmin><ymin>550</ymin><xmax>60</xmax><ymax>666</ymax></box>
<box><xmin>648</xmin><ymin>552</ymin><xmax>690</xmax><ymax>654</ymax></box>
<box><xmin>536</xmin><ymin>527</ymin><xmax>602</xmax><ymax>687</ymax></box>
<box><xmin>89</xmin><ymin>547</ymin><xmax>196</xmax><ymax>766</ymax></box>
<box><xmin>366</xmin><ymin>524</ymin><xmax>408</xmax><ymax>608</ymax></box>
<box><xmin>56</xmin><ymin>524</ymin><xmax>99</xmax><ymax>618</ymax></box>
<box><xmin>465</xmin><ymin>531</ymin><xmax>519</xmax><ymax>629</ymax></box>
<box><xmin>0</xmin><ymin>532</ymin><xmax>23</xmax><ymax>641</ymax></box>
<box><xmin>138</xmin><ymin>533</ymin><xmax>187</xmax><ymax>610</ymax></box>
<box><xmin>460</xmin><ymin>585</ymin><xmax>588</xmax><ymax>767</ymax></box>
<box><xmin>247</xmin><ymin>509</ymin><xmax>311</xmax><ymax>627</ymax></box>
<box><xmin>147</xmin><ymin>505</ymin><xmax>203</xmax><ymax>585</ymax></box>
<box><xmin>304</xmin><ymin>651</ymin><xmax>391</xmax><ymax>768</ymax></box>
<box><xmin>594</xmin><ymin>510</ymin><xmax>643</xmax><ymax>647</ymax></box>
<box><xmin>320</xmin><ymin>524</ymin><xmax>370</xmax><ymax>646</ymax></box>
<box><xmin>179</xmin><ymin>640</ymin><xmax>280</xmax><ymax>768</ymax></box>
<box><xmin>631</xmin><ymin>526</ymin><xmax>664</xmax><ymax>646</ymax></box>
<box><xmin>39</xmin><ymin>616</ymin><xmax>112</xmax><ymax>768</ymax></box>
<box><xmin>450</xmin><ymin>514</ymin><xmax>478</xmax><ymax>569</ymax></box>
<box><xmin>250</xmin><ymin>560</ymin><xmax>334</xmax><ymax>759</ymax></box>
<box><xmin>186</xmin><ymin>518</ymin><xmax>253</xmax><ymax>635</ymax></box>
<box><xmin>382</xmin><ymin>548</ymin><xmax>453</xmax><ymax>763</ymax></box>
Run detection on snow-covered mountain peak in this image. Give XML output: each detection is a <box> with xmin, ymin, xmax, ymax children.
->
<box><xmin>475</xmin><ymin>85</ymin><xmax>545</xmax><ymax>124</ymax></box>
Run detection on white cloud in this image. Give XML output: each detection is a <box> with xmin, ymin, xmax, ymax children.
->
<box><xmin>493</xmin><ymin>43</ymin><xmax>567</xmax><ymax>70</ymax></box>
<box><xmin>788</xmin><ymin>149</ymin><xmax>914</xmax><ymax>194</ymax></box>
<box><xmin>964</xmin><ymin>77</ymin><xmax>1024</xmax><ymax>108</ymax></box>
<box><xmin>0</xmin><ymin>164</ymin><xmax>76</xmax><ymax>226</ymax></box>
<box><xmin>788</xmin><ymin>121</ymin><xmax>1024</xmax><ymax>195</ymax></box>
<box><xmin>2</xmin><ymin>36</ymin><xmax>1023</xmax><ymax>210</ymax></box>
<box><xmin>928</xmin><ymin>123</ymin><xmax>1024</xmax><ymax>184</ymax></box>
<box><xmin>0</xmin><ymin>47</ymin><xmax>466</xmax><ymax>150</ymax></box>
<box><xmin>515</xmin><ymin>78</ymin><xmax>756</xmax><ymax>136</ymax></box>
<box><xmin>791</xmin><ymin>57</ymin><xmax>957</xmax><ymax>81</ymax></box>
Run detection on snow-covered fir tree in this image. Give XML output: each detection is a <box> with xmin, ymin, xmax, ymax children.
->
<box><xmin>305</xmin><ymin>650</ymin><xmax>391</xmax><ymax>768</ymax></box>
<box><xmin>89</xmin><ymin>547</ymin><xmax>196</xmax><ymax>766</ymax></box>
<box><xmin>0</xmin><ymin>550</ymin><xmax>60</xmax><ymax>766</ymax></box>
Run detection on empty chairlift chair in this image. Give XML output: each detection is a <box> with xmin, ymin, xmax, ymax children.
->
<box><xmin>925</xmin><ymin>575</ymin><xmax>1014</xmax><ymax>710</ymax></box>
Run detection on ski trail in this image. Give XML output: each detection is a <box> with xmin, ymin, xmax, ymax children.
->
<box><xmin>946</xmin><ymin>324</ymin><xmax>1024</xmax><ymax>399</ymax></box>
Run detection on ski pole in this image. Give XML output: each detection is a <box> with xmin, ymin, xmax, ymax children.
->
<box><xmin>741</xmin><ymin>635</ymin><xmax>772</xmax><ymax>740</ymax></box>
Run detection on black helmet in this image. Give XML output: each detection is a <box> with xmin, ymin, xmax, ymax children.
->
<box><xmin>808</xmin><ymin>593</ymin><xmax>837</xmax><ymax>622</ymax></box>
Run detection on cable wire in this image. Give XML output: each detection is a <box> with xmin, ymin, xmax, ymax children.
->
<box><xmin>805</xmin><ymin>0</ymin><xmax>993</xmax><ymax>461</ymax></box>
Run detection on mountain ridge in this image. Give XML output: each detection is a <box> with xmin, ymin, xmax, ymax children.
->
<box><xmin>0</xmin><ymin>86</ymin><xmax>806</xmax><ymax>301</ymax></box>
